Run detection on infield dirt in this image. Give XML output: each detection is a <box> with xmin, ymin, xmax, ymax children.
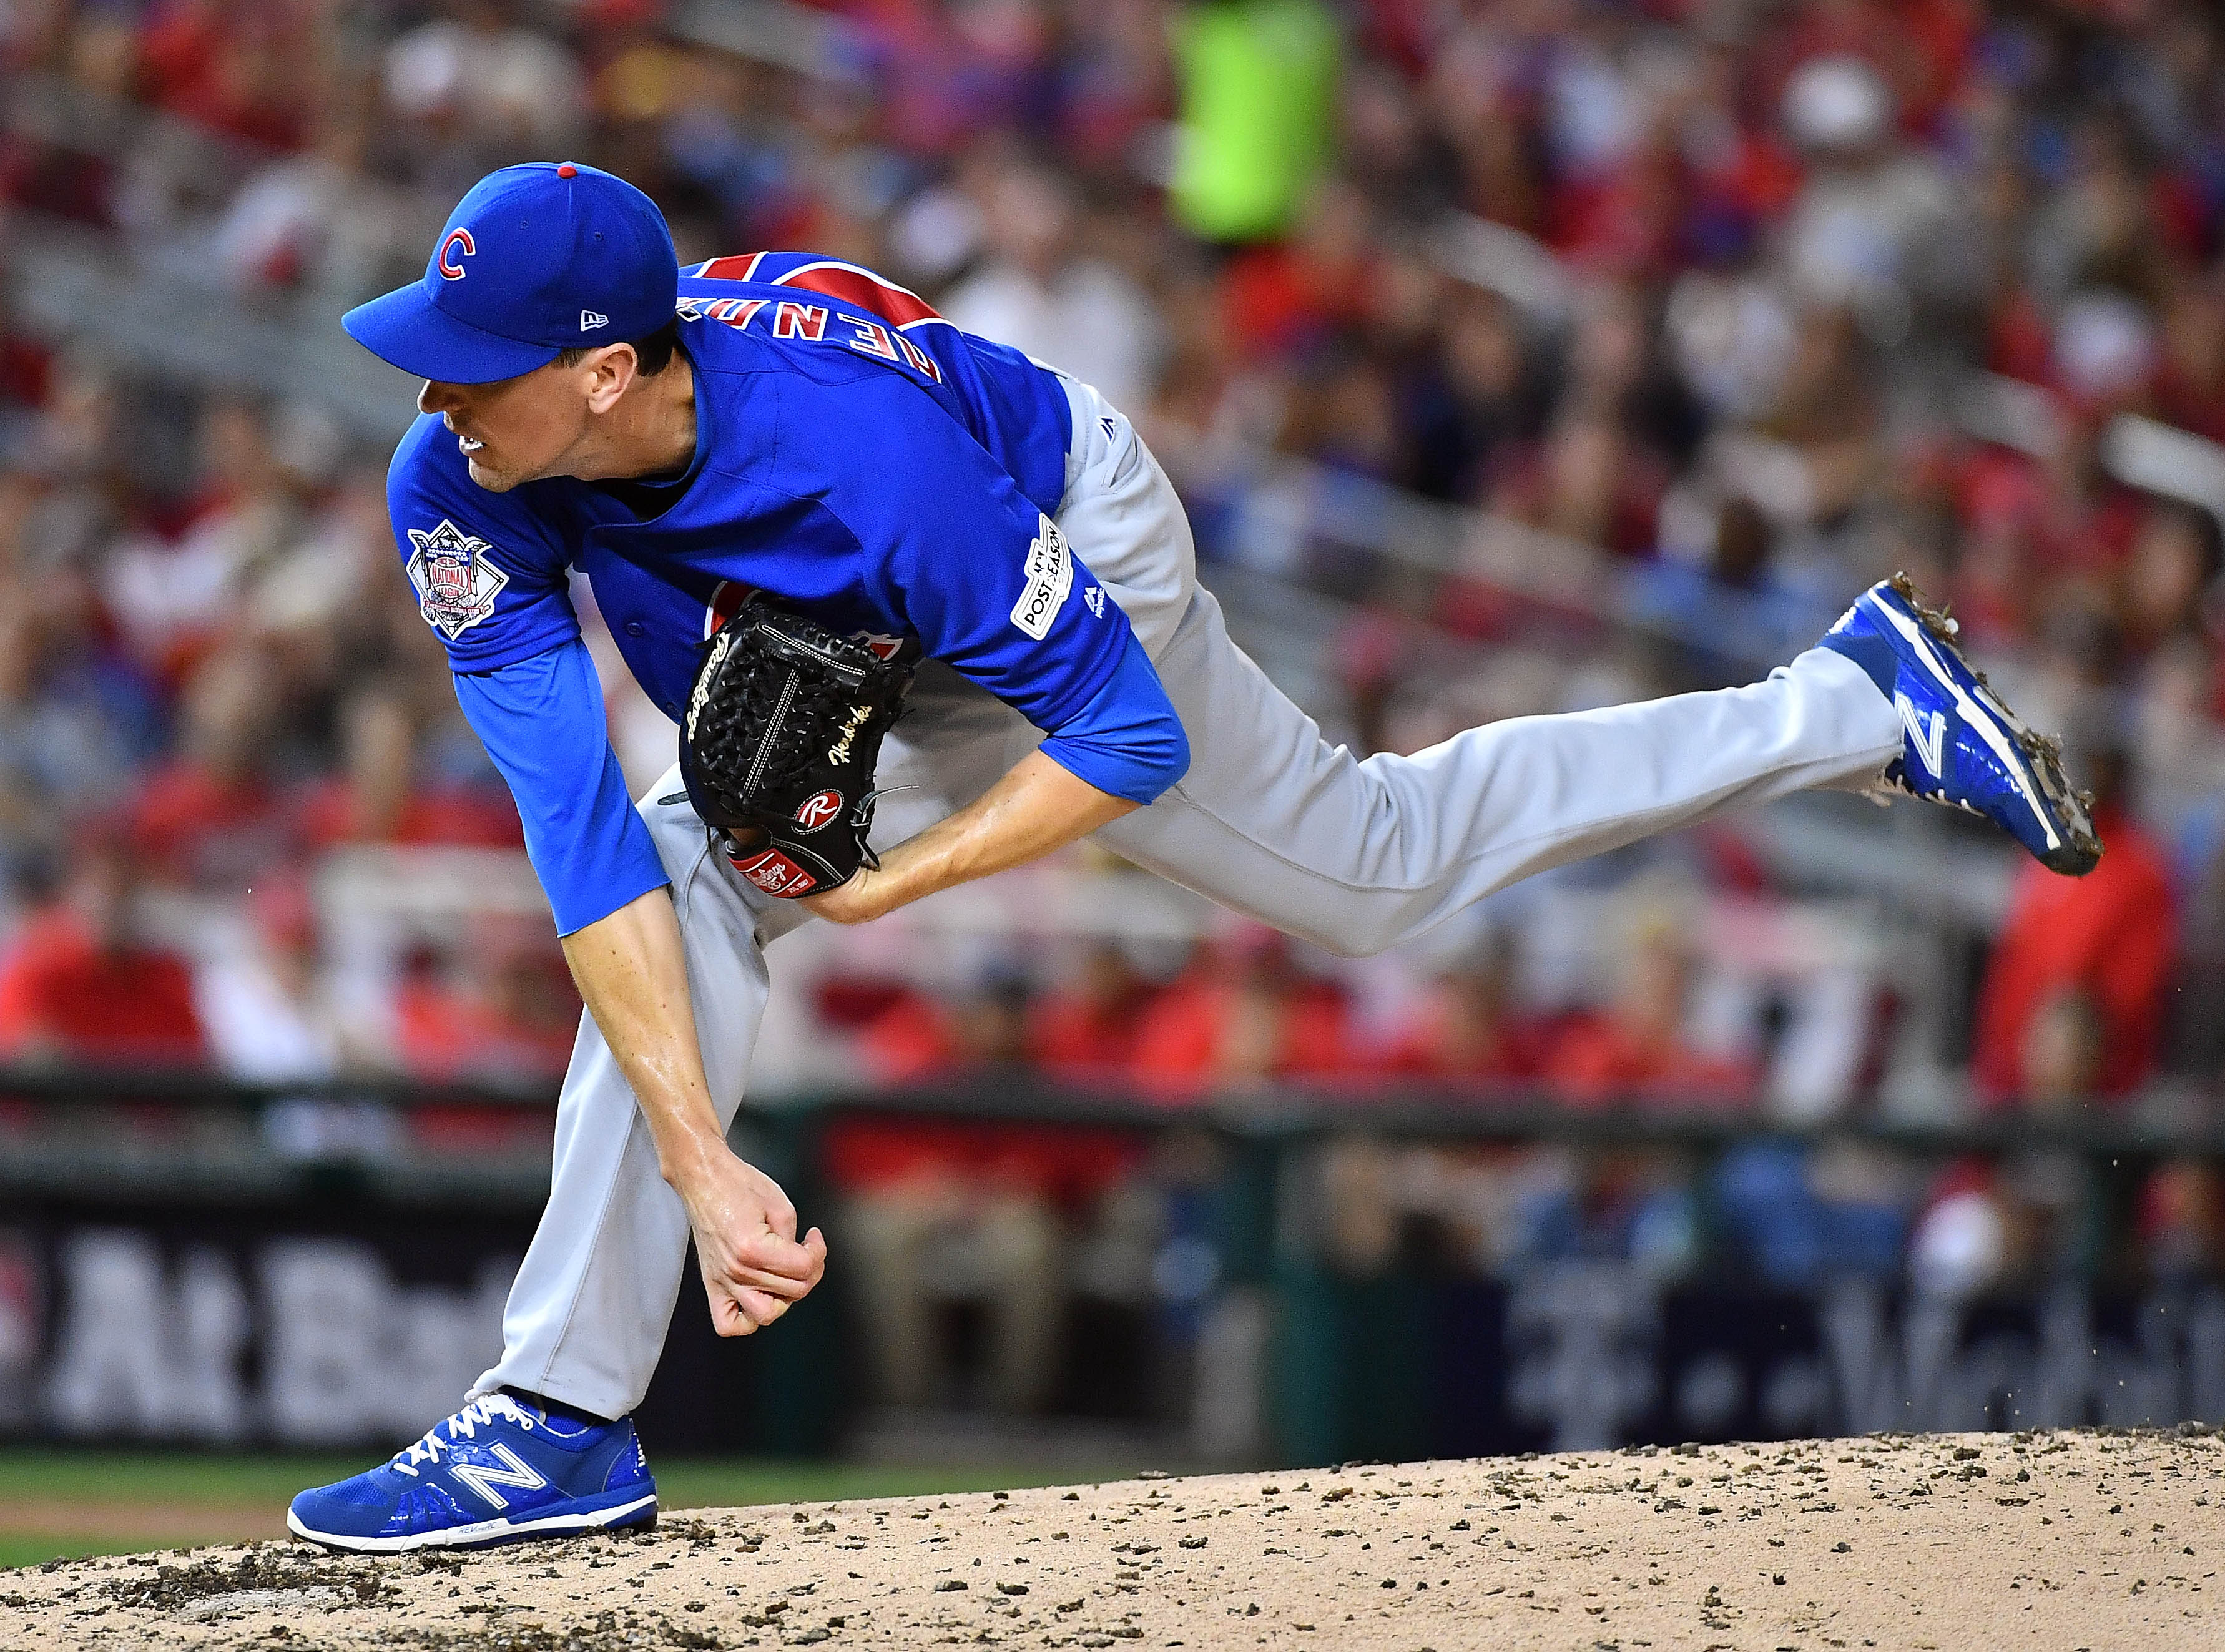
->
<box><xmin>5</xmin><ymin>1427</ymin><xmax>2221</xmax><ymax>1649</ymax></box>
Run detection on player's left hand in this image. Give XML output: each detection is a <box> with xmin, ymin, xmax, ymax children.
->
<box><xmin>799</xmin><ymin>864</ymin><xmax>894</xmax><ymax>925</ymax></box>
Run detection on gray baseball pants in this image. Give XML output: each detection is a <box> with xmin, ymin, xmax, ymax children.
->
<box><xmin>473</xmin><ymin>378</ymin><xmax>1903</xmax><ymax>1420</ymax></box>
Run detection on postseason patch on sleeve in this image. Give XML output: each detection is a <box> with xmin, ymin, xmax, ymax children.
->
<box><xmin>405</xmin><ymin>519</ymin><xmax>511</xmax><ymax>640</ymax></box>
<box><xmin>1009</xmin><ymin>513</ymin><xmax>1073</xmax><ymax>641</ymax></box>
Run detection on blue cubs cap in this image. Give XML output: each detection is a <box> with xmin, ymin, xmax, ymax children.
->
<box><xmin>343</xmin><ymin>162</ymin><xmax>678</xmax><ymax>385</ymax></box>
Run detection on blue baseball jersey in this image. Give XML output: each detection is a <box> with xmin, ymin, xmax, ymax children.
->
<box><xmin>386</xmin><ymin>253</ymin><xmax>1187</xmax><ymax>934</ymax></box>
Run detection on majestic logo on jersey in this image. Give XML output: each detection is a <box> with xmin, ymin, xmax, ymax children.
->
<box><xmin>438</xmin><ymin>228</ymin><xmax>476</xmax><ymax>280</ymax></box>
<box><xmin>405</xmin><ymin>519</ymin><xmax>509</xmax><ymax>640</ymax></box>
<box><xmin>793</xmin><ymin>789</ymin><xmax>844</xmax><ymax>832</ymax></box>
<box><xmin>580</xmin><ymin>308</ymin><xmax>609</xmax><ymax>331</ymax></box>
<box><xmin>451</xmin><ymin>1443</ymin><xmax>546</xmax><ymax>1510</ymax></box>
<box><xmin>1083</xmin><ymin>584</ymin><xmax>1106</xmax><ymax>618</ymax></box>
<box><xmin>1011</xmin><ymin>514</ymin><xmax>1073</xmax><ymax>641</ymax></box>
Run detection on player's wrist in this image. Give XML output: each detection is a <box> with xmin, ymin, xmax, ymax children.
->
<box><xmin>800</xmin><ymin>859</ymin><xmax>903</xmax><ymax>924</ymax></box>
<box><xmin>655</xmin><ymin>1127</ymin><xmax>734</xmax><ymax>1198</ymax></box>
<box><xmin>837</xmin><ymin>859</ymin><xmax>903</xmax><ymax>919</ymax></box>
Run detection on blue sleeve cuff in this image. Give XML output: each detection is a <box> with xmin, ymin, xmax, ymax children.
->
<box><xmin>1035</xmin><ymin>632</ymin><xmax>1190</xmax><ymax>805</ymax></box>
<box><xmin>452</xmin><ymin>641</ymin><xmax>672</xmax><ymax>935</ymax></box>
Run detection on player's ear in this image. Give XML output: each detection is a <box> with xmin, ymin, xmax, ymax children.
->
<box><xmin>581</xmin><ymin>343</ymin><xmax>638</xmax><ymax>415</ymax></box>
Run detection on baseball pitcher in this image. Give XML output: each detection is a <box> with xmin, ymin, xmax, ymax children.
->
<box><xmin>288</xmin><ymin>163</ymin><xmax>2100</xmax><ymax>1550</ymax></box>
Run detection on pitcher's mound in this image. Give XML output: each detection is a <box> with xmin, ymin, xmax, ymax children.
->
<box><xmin>6</xmin><ymin>1428</ymin><xmax>2219</xmax><ymax>1649</ymax></box>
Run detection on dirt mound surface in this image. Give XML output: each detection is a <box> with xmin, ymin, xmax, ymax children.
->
<box><xmin>6</xmin><ymin>1428</ymin><xmax>2221</xmax><ymax>1649</ymax></box>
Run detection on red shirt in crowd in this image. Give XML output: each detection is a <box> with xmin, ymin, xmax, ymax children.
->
<box><xmin>834</xmin><ymin>982</ymin><xmax>1144</xmax><ymax>1202</ymax></box>
<box><xmin>1025</xmin><ymin>951</ymin><xmax>1157</xmax><ymax>1079</ymax></box>
<box><xmin>1216</xmin><ymin>242</ymin><xmax>1371</xmax><ymax>361</ymax></box>
<box><xmin>129</xmin><ymin>761</ymin><xmax>296</xmax><ymax>890</ymax></box>
<box><xmin>293</xmin><ymin>778</ymin><xmax>525</xmax><ymax>852</ymax></box>
<box><xmin>1026</xmin><ymin>993</ymin><xmax>1142</xmax><ymax>1076</ymax></box>
<box><xmin>393</xmin><ymin>972</ymin><xmax>578</xmax><ymax>1085</ymax></box>
<box><xmin>821</xmin><ymin>1117</ymin><xmax>1144</xmax><ymax>1207</ymax></box>
<box><xmin>1538</xmin><ymin>1010</ymin><xmax>1756</xmax><ymax>1108</ymax></box>
<box><xmin>1973</xmin><ymin>805</ymin><xmax>2176</xmax><ymax>1104</ymax></box>
<box><xmin>0</xmin><ymin>909</ymin><xmax>204</xmax><ymax>1064</ymax></box>
<box><xmin>855</xmin><ymin>988</ymin><xmax>961</xmax><ymax>1083</ymax></box>
<box><xmin>1129</xmin><ymin>973</ymin><xmax>1357</xmax><ymax>1094</ymax></box>
<box><xmin>1381</xmin><ymin>996</ymin><xmax>1555</xmax><ymax>1087</ymax></box>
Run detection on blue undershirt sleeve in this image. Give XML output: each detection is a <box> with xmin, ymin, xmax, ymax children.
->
<box><xmin>451</xmin><ymin>640</ymin><xmax>670</xmax><ymax>937</ymax></box>
<box><xmin>1034</xmin><ymin>632</ymin><xmax>1190</xmax><ymax>805</ymax></box>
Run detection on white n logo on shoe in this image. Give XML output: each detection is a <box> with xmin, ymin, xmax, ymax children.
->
<box><xmin>452</xmin><ymin>1444</ymin><xmax>548</xmax><ymax>1510</ymax></box>
<box><xmin>1894</xmin><ymin>691</ymin><xmax>1946</xmax><ymax>780</ymax></box>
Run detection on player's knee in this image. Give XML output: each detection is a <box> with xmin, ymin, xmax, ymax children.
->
<box><xmin>1282</xmin><ymin>913</ymin><xmax>1403</xmax><ymax>961</ymax></box>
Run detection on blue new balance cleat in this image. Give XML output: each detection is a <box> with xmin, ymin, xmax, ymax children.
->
<box><xmin>287</xmin><ymin>1393</ymin><xmax>657</xmax><ymax>1553</ymax></box>
<box><xmin>1820</xmin><ymin>574</ymin><xmax>2101</xmax><ymax>876</ymax></box>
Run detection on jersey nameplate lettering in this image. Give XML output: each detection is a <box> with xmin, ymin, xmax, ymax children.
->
<box><xmin>682</xmin><ymin>293</ymin><xmax>943</xmax><ymax>383</ymax></box>
<box><xmin>772</xmin><ymin>302</ymin><xmax>828</xmax><ymax>341</ymax></box>
<box><xmin>405</xmin><ymin>519</ymin><xmax>510</xmax><ymax>641</ymax></box>
<box><xmin>1011</xmin><ymin>515</ymin><xmax>1073</xmax><ymax>640</ymax></box>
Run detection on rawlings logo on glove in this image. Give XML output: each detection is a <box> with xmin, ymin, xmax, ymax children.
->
<box><xmin>675</xmin><ymin>600</ymin><xmax>918</xmax><ymax>897</ymax></box>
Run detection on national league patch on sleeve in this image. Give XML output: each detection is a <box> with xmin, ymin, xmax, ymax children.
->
<box><xmin>405</xmin><ymin>519</ymin><xmax>511</xmax><ymax>640</ymax></box>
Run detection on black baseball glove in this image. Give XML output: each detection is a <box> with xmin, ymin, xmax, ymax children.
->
<box><xmin>675</xmin><ymin>599</ymin><xmax>918</xmax><ymax>898</ymax></box>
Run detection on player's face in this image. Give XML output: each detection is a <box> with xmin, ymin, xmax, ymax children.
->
<box><xmin>417</xmin><ymin>363</ymin><xmax>591</xmax><ymax>492</ymax></box>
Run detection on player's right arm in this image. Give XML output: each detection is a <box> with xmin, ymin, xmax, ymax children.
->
<box><xmin>551</xmin><ymin>887</ymin><xmax>826</xmax><ymax>1337</ymax></box>
<box><xmin>385</xmin><ymin>416</ymin><xmax>824</xmax><ymax>1337</ymax></box>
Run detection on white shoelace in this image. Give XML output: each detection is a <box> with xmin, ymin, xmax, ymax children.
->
<box><xmin>390</xmin><ymin>1393</ymin><xmax>535</xmax><ymax>1478</ymax></box>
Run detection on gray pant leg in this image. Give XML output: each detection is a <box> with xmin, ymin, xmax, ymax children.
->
<box><xmin>1096</xmin><ymin>591</ymin><xmax>1903</xmax><ymax>959</ymax></box>
<box><xmin>1054</xmin><ymin>376</ymin><xmax>1903</xmax><ymax>957</ymax></box>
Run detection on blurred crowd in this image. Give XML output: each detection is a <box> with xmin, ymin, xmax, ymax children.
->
<box><xmin>0</xmin><ymin>363</ymin><xmax>578</xmax><ymax>1083</ymax></box>
<box><xmin>7</xmin><ymin>0</ymin><xmax>2225</xmax><ymax>1370</ymax></box>
<box><xmin>825</xmin><ymin>913</ymin><xmax>1755</xmax><ymax>1099</ymax></box>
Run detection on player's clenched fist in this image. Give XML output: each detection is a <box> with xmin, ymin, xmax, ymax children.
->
<box><xmin>676</xmin><ymin>1149</ymin><xmax>828</xmax><ymax>1337</ymax></box>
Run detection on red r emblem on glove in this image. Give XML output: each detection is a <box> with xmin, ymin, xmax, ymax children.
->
<box><xmin>793</xmin><ymin>790</ymin><xmax>843</xmax><ymax>833</ymax></box>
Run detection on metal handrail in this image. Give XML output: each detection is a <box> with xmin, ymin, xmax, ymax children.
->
<box><xmin>0</xmin><ymin>1065</ymin><xmax>2213</xmax><ymax>1158</ymax></box>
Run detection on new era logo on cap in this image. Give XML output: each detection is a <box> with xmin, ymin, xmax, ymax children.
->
<box><xmin>581</xmin><ymin>310</ymin><xmax>608</xmax><ymax>331</ymax></box>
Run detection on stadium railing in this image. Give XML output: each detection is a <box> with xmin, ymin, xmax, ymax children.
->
<box><xmin>3</xmin><ymin>1066</ymin><xmax>2221</xmax><ymax>1463</ymax></box>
